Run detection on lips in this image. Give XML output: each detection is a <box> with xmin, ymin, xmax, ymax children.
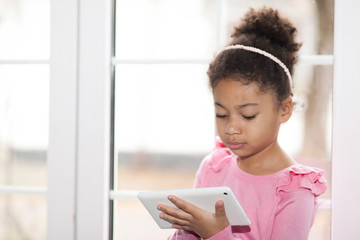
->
<box><xmin>227</xmin><ymin>141</ymin><xmax>245</xmax><ymax>150</ymax></box>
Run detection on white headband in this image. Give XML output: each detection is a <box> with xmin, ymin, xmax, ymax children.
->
<box><xmin>217</xmin><ymin>44</ymin><xmax>293</xmax><ymax>88</ymax></box>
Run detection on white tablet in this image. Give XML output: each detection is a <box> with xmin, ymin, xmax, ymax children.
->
<box><xmin>137</xmin><ymin>186</ymin><xmax>251</xmax><ymax>229</ymax></box>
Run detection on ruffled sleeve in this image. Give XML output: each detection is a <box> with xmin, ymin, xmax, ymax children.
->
<box><xmin>270</xmin><ymin>165</ymin><xmax>327</xmax><ymax>240</ymax></box>
<box><xmin>208</xmin><ymin>137</ymin><xmax>233</xmax><ymax>173</ymax></box>
<box><xmin>276</xmin><ymin>164</ymin><xmax>327</xmax><ymax>197</ymax></box>
<box><xmin>194</xmin><ymin>137</ymin><xmax>233</xmax><ymax>188</ymax></box>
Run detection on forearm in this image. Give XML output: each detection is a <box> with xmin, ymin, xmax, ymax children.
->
<box><xmin>168</xmin><ymin>230</ymin><xmax>200</xmax><ymax>240</ymax></box>
<box><xmin>203</xmin><ymin>225</ymin><xmax>235</xmax><ymax>240</ymax></box>
<box><xmin>169</xmin><ymin>225</ymin><xmax>238</xmax><ymax>240</ymax></box>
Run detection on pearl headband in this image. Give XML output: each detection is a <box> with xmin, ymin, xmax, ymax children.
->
<box><xmin>217</xmin><ymin>44</ymin><xmax>293</xmax><ymax>88</ymax></box>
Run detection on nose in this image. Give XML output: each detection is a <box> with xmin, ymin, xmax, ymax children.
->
<box><xmin>224</xmin><ymin>120</ymin><xmax>240</xmax><ymax>135</ymax></box>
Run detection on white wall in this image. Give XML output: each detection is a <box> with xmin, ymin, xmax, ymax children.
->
<box><xmin>332</xmin><ymin>0</ymin><xmax>360</xmax><ymax>239</ymax></box>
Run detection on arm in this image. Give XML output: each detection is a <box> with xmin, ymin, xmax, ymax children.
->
<box><xmin>167</xmin><ymin>229</ymin><xmax>201</xmax><ymax>240</ymax></box>
<box><xmin>167</xmin><ymin>227</ymin><xmax>234</xmax><ymax>240</ymax></box>
<box><xmin>271</xmin><ymin>189</ymin><xmax>316</xmax><ymax>240</ymax></box>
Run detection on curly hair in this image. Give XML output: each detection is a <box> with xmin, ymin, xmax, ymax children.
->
<box><xmin>207</xmin><ymin>7</ymin><xmax>302</xmax><ymax>105</ymax></box>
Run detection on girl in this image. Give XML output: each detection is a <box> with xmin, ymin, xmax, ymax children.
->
<box><xmin>158</xmin><ymin>7</ymin><xmax>327</xmax><ymax>240</ymax></box>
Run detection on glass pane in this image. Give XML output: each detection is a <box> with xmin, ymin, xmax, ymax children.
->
<box><xmin>0</xmin><ymin>65</ymin><xmax>49</xmax><ymax>187</ymax></box>
<box><xmin>309</xmin><ymin>207</ymin><xmax>331</xmax><ymax>240</ymax></box>
<box><xmin>280</xmin><ymin>64</ymin><xmax>332</xmax><ymax>190</ymax></box>
<box><xmin>114</xmin><ymin>64</ymin><xmax>214</xmax><ymax>190</ymax></box>
<box><xmin>279</xmin><ymin>64</ymin><xmax>332</xmax><ymax>240</ymax></box>
<box><xmin>0</xmin><ymin>0</ymin><xmax>50</xmax><ymax>60</ymax></box>
<box><xmin>115</xmin><ymin>64</ymin><xmax>214</xmax><ymax>154</ymax></box>
<box><xmin>113</xmin><ymin>199</ymin><xmax>175</xmax><ymax>239</ymax></box>
<box><xmin>223</xmin><ymin>0</ymin><xmax>334</xmax><ymax>55</ymax></box>
<box><xmin>115</xmin><ymin>0</ymin><xmax>218</xmax><ymax>59</ymax></box>
<box><xmin>0</xmin><ymin>194</ymin><xmax>46</xmax><ymax>239</ymax></box>
<box><xmin>115</xmin><ymin>0</ymin><xmax>333</xmax><ymax>60</ymax></box>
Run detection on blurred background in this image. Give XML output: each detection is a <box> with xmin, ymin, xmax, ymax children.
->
<box><xmin>0</xmin><ymin>0</ymin><xmax>332</xmax><ymax>239</ymax></box>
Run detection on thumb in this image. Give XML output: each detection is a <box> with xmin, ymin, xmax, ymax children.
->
<box><xmin>215</xmin><ymin>200</ymin><xmax>226</xmax><ymax>217</ymax></box>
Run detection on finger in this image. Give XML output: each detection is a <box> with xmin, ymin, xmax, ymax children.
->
<box><xmin>168</xmin><ymin>195</ymin><xmax>200</xmax><ymax>214</ymax></box>
<box><xmin>215</xmin><ymin>200</ymin><xmax>226</xmax><ymax>218</ymax></box>
<box><xmin>158</xmin><ymin>203</ymin><xmax>192</xmax><ymax>221</ymax></box>
<box><xmin>159</xmin><ymin>212</ymin><xmax>190</xmax><ymax>227</ymax></box>
<box><xmin>172</xmin><ymin>223</ymin><xmax>192</xmax><ymax>231</ymax></box>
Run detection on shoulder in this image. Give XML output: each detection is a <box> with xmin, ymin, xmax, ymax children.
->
<box><xmin>276</xmin><ymin>164</ymin><xmax>327</xmax><ymax>197</ymax></box>
<box><xmin>199</xmin><ymin>137</ymin><xmax>234</xmax><ymax>173</ymax></box>
<box><xmin>195</xmin><ymin>137</ymin><xmax>234</xmax><ymax>187</ymax></box>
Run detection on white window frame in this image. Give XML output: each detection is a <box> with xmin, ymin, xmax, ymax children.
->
<box><xmin>0</xmin><ymin>0</ymin><xmax>352</xmax><ymax>239</ymax></box>
<box><xmin>48</xmin><ymin>0</ymin><xmax>112</xmax><ymax>239</ymax></box>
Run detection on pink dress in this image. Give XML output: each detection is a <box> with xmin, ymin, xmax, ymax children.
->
<box><xmin>168</xmin><ymin>138</ymin><xmax>327</xmax><ymax>240</ymax></box>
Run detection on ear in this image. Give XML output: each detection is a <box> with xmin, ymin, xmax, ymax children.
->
<box><xmin>279</xmin><ymin>97</ymin><xmax>293</xmax><ymax>123</ymax></box>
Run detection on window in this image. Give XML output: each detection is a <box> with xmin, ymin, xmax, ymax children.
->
<box><xmin>0</xmin><ymin>0</ymin><xmax>49</xmax><ymax>239</ymax></box>
<box><xmin>112</xmin><ymin>0</ymin><xmax>333</xmax><ymax>239</ymax></box>
<box><xmin>6</xmin><ymin>0</ymin><xmax>359</xmax><ymax>239</ymax></box>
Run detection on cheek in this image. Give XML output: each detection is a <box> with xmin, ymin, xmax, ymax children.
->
<box><xmin>243</xmin><ymin>116</ymin><xmax>275</xmax><ymax>135</ymax></box>
<box><xmin>242</xmin><ymin>123</ymin><xmax>260</xmax><ymax>140</ymax></box>
<box><xmin>215</xmin><ymin>119</ymin><xmax>226</xmax><ymax>133</ymax></box>
<box><xmin>252</xmin><ymin>117</ymin><xmax>280</xmax><ymax>139</ymax></box>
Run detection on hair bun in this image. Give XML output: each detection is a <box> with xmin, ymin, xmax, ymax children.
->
<box><xmin>231</xmin><ymin>7</ymin><xmax>300</xmax><ymax>53</ymax></box>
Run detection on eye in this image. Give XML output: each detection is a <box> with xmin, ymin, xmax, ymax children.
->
<box><xmin>216</xmin><ymin>114</ymin><xmax>227</xmax><ymax>119</ymax></box>
<box><xmin>243</xmin><ymin>115</ymin><xmax>256</xmax><ymax>120</ymax></box>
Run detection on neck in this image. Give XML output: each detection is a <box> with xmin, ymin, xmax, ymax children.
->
<box><xmin>237</xmin><ymin>140</ymin><xmax>295</xmax><ymax>175</ymax></box>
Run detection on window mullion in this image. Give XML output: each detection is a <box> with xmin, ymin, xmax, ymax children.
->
<box><xmin>76</xmin><ymin>0</ymin><xmax>112</xmax><ymax>239</ymax></box>
<box><xmin>111</xmin><ymin>55</ymin><xmax>333</xmax><ymax>66</ymax></box>
<box><xmin>0</xmin><ymin>186</ymin><xmax>47</xmax><ymax>195</ymax></box>
<box><xmin>48</xmin><ymin>0</ymin><xmax>79</xmax><ymax>239</ymax></box>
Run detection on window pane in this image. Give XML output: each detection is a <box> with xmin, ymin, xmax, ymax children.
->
<box><xmin>115</xmin><ymin>0</ymin><xmax>333</xmax><ymax>60</ymax></box>
<box><xmin>279</xmin><ymin>64</ymin><xmax>332</xmax><ymax>240</ymax></box>
<box><xmin>309</xmin><ymin>208</ymin><xmax>331</xmax><ymax>240</ymax></box>
<box><xmin>0</xmin><ymin>0</ymin><xmax>50</xmax><ymax>60</ymax></box>
<box><xmin>223</xmin><ymin>0</ymin><xmax>334</xmax><ymax>55</ymax></box>
<box><xmin>114</xmin><ymin>64</ymin><xmax>214</xmax><ymax>190</ymax></box>
<box><xmin>115</xmin><ymin>64</ymin><xmax>214</xmax><ymax>155</ymax></box>
<box><xmin>114</xmin><ymin>199</ymin><xmax>175</xmax><ymax>239</ymax></box>
<box><xmin>279</xmin><ymin>64</ymin><xmax>332</xmax><ymax>187</ymax></box>
<box><xmin>0</xmin><ymin>195</ymin><xmax>46</xmax><ymax>239</ymax></box>
<box><xmin>0</xmin><ymin>65</ymin><xmax>49</xmax><ymax>186</ymax></box>
<box><xmin>115</xmin><ymin>0</ymin><xmax>218</xmax><ymax>59</ymax></box>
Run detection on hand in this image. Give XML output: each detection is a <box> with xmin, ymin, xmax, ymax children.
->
<box><xmin>157</xmin><ymin>195</ymin><xmax>230</xmax><ymax>239</ymax></box>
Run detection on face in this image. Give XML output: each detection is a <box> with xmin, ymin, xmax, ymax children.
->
<box><xmin>213</xmin><ymin>79</ymin><xmax>292</xmax><ymax>159</ymax></box>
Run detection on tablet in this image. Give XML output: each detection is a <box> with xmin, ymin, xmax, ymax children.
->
<box><xmin>137</xmin><ymin>186</ymin><xmax>251</xmax><ymax>229</ymax></box>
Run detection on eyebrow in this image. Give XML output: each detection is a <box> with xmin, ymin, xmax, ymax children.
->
<box><xmin>215</xmin><ymin>102</ymin><xmax>258</xmax><ymax>109</ymax></box>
